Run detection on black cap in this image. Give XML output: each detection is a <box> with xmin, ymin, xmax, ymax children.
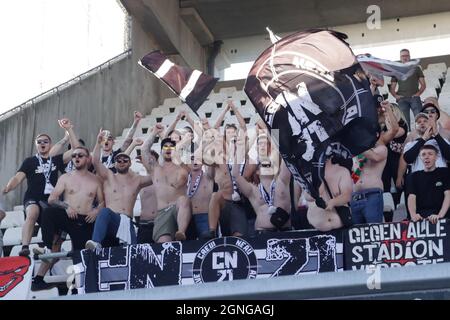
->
<box><xmin>114</xmin><ymin>152</ymin><xmax>131</xmax><ymax>161</ymax></box>
<box><xmin>421</xmin><ymin>103</ymin><xmax>440</xmax><ymax>119</ymax></box>
<box><xmin>161</xmin><ymin>138</ymin><xmax>176</xmax><ymax>148</ymax></box>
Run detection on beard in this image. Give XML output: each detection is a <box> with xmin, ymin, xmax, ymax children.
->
<box><xmin>74</xmin><ymin>163</ymin><xmax>87</xmax><ymax>170</ymax></box>
<box><xmin>117</xmin><ymin>167</ymin><xmax>129</xmax><ymax>174</ymax></box>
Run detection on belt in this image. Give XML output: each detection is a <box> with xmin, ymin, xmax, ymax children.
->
<box><xmin>352</xmin><ymin>189</ymin><xmax>381</xmax><ymax>201</ymax></box>
<box><xmin>139</xmin><ymin>220</ymin><xmax>154</xmax><ymax>226</ymax></box>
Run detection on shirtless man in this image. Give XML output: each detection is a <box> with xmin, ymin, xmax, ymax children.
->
<box><xmin>3</xmin><ymin>119</ymin><xmax>79</xmax><ymax>256</ymax></box>
<box><xmin>350</xmin><ymin>125</ymin><xmax>387</xmax><ymax>224</ymax></box>
<box><xmin>85</xmin><ymin>129</ymin><xmax>153</xmax><ymax>249</ymax></box>
<box><xmin>187</xmin><ymin>149</ymin><xmax>215</xmax><ymax>239</ymax></box>
<box><xmin>306</xmin><ymin>159</ymin><xmax>353</xmax><ymax>232</ymax></box>
<box><xmin>31</xmin><ymin>146</ymin><xmax>103</xmax><ymax>291</ymax></box>
<box><xmin>233</xmin><ymin>157</ymin><xmax>292</xmax><ymax>235</ymax></box>
<box><xmin>141</xmin><ymin>124</ymin><xmax>191</xmax><ymax>243</ymax></box>
<box><xmin>98</xmin><ymin>111</ymin><xmax>142</xmax><ymax>172</ymax></box>
<box><xmin>136</xmin><ymin>150</ymin><xmax>159</xmax><ymax>244</ymax></box>
<box><xmin>203</xmin><ymin>128</ymin><xmax>248</xmax><ymax>238</ymax></box>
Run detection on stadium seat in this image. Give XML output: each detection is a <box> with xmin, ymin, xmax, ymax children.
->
<box><xmin>28</xmin><ymin>287</ymin><xmax>59</xmax><ymax>300</ymax></box>
<box><xmin>1</xmin><ymin>211</ymin><xmax>25</xmax><ymax>229</ymax></box>
<box><xmin>61</xmin><ymin>240</ymin><xmax>72</xmax><ymax>252</ymax></box>
<box><xmin>13</xmin><ymin>205</ymin><xmax>24</xmax><ymax>212</ymax></box>
<box><xmin>3</xmin><ymin>227</ymin><xmax>22</xmax><ymax>246</ymax></box>
<box><xmin>383</xmin><ymin>192</ymin><xmax>395</xmax><ymax>213</ymax></box>
<box><xmin>31</xmin><ymin>228</ymin><xmax>42</xmax><ymax>244</ymax></box>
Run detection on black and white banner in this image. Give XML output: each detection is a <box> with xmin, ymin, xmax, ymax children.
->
<box><xmin>244</xmin><ymin>29</ymin><xmax>378</xmax><ymax>200</ymax></box>
<box><xmin>345</xmin><ymin>219</ymin><xmax>450</xmax><ymax>270</ymax></box>
<box><xmin>139</xmin><ymin>50</ymin><xmax>218</xmax><ymax>113</ymax></box>
<box><xmin>72</xmin><ymin>230</ymin><xmax>343</xmax><ymax>294</ymax></box>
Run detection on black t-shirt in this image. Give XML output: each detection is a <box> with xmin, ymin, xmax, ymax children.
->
<box><xmin>101</xmin><ymin>149</ymin><xmax>122</xmax><ymax>173</ymax></box>
<box><xmin>18</xmin><ymin>154</ymin><xmax>65</xmax><ymax>202</ymax></box>
<box><xmin>409</xmin><ymin>168</ymin><xmax>450</xmax><ymax>213</ymax></box>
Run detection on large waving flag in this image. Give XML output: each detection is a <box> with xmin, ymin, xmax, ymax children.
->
<box><xmin>244</xmin><ymin>29</ymin><xmax>378</xmax><ymax>201</ymax></box>
<box><xmin>139</xmin><ymin>50</ymin><xmax>218</xmax><ymax>113</ymax></box>
<box><xmin>357</xmin><ymin>53</ymin><xmax>420</xmax><ymax>81</ymax></box>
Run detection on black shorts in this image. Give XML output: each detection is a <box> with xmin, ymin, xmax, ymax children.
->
<box><xmin>137</xmin><ymin>220</ymin><xmax>155</xmax><ymax>244</ymax></box>
<box><xmin>24</xmin><ymin>199</ymin><xmax>49</xmax><ymax>225</ymax></box>
<box><xmin>220</xmin><ymin>200</ymin><xmax>248</xmax><ymax>237</ymax></box>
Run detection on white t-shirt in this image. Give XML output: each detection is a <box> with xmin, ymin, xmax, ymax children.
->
<box><xmin>403</xmin><ymin>137</ymin><xmax>450</xmax><ymax>172</ymax></box>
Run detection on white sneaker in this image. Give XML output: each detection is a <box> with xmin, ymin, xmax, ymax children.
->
<box><xmin>85</xmin><ymin>240</ymin><xmax>101</xmax><ymax>250</ymax></box>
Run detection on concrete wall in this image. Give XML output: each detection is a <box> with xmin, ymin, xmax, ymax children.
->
<box><xmin>0</xmin><ymin>18</ymin><xmax>176</xmax><ymax>210</ymax></box>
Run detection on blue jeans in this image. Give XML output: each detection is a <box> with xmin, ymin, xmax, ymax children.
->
<box><xmin>350</xmin><ymin>188</ymin><xmax>384</xmax><ymax>224</ymax></box>
<box><xmin>92</xmin><ymin>208</ymin><xmax>136</xmax><ymax>245</ymax></box>
<box><xmin>193</xmin><ymin>213</ymin><xmax>209</xmax><ymax>236</ymax></box>
<box><xmin>397</xmin><ymin>96</ymin><xmax>422</xmax><ymax>130</ymax></box>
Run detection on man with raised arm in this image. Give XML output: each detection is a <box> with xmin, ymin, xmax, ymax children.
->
<box><xmin>306</xmin><ymin>158</ymin><xmax>354</xmax><ymax>232</ymax></box>
<box><xmin>31</xmin><ymin>146</ymin><xmax>104</xmax><ymax>291</ymax></box>
<box><xmin>85</xmin><ymin>129</ymin><xmax>152</xmax><ymax>250</ymax></box>
<box><xmin>350</xmin><ymin>125</ymin><xmax>388</xmax><ymax>224</ymax></box>
<box><xmin>232</xmin><ymin>131</ymin><xmax>292</xmax><ymax>234</ymax></box>
<box><xmin>136</xmin><ymin>149</ymin><xmax>158</xmax><ymax>244</ymax></box>
<box><xmin>2</xmin><ymin>119</ymin><xmax>79</xmax><ymax>256</ymax></box>
<box><xmin>203</xmin><ymin>127</ymin><xmax>248</xmax><ymax>238</ymax></box>
<box><xmin>141</xmin><ymin>124</ymin><xmax>191</xmax><ymax>243</ymax></box>
<box><xmin>187</xmin><ymin>148</ymin><xmax>215</xmax><ymax>239</ymax></box>
<box><xmin>98</xmin><ymin>111</ymin><xmax>143</xmax><ymax>172</ymax></box>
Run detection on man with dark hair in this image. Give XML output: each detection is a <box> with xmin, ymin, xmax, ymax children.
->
<box><xmin>85</xmin><ymin>129</ymin><xmax>153</xmax><ymax>249</ymax></box>
<box><xmin>2</xmin><ymin>121</ymin><xmax>79</xmax><ymax>256</ymax></box>
<box><xmin>98</xmin><ymin>111</ymin><xmax>143</xmax><ymax>173</ymax></box>
<box><xmin>389</xmin><ymin>49</ymin><xmax>426</xmax><ymax>128</ymax></box>
<box><xmin>140</xmin><ymin>124</ymin><xmax>191</xmax><ymax>243</ymax></box>
<box><xmin>408</xmin><ymin>145</ymin><xmax>449</xmax><ymax>223</ymax></box>
<box><xmin>136</xmin><ymin>149</ymin><xmax>159</xmax><ymax>244</ymax></box>
<box><xmin>31</xmin><ymin>146</ymin><xmax>104</xmax><ymax>290</ymax></box>
<box><xmin>403</xmin><ymin>113</ymin><xmax>450</xmax><ymax>172</ymax></box>
<box><xmin>421</xmin><ymin>102</ymin><xmax>450</xmax><ymax>140</ymax></box>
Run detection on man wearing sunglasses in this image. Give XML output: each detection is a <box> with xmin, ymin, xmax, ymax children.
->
<box><xmin>420</xmin><ymin>102</ymin><xmax>450</xmax><ymax>140</ymax></box>
<box><xmin>2</xmin><ymin>133</ymin><xmax>71</xmax><ymax>257</ymax></box>
<box><xmin>31</xmin><ymin>146</ymin><xmax>103</xmax><ymax>290</ymax></box>
<box><xmin>140</xmin><ymin>125</ymin><xmax>191</xmax><ymax>243</ymax></box>
<box><xmin>85</xmin><ymin>129</ymin><xmax>153</xmax><ymax>250</ymax></box>
<box><xmin>232</xmin><ymin>155</ymin><xmax>293</xmax><ymax>234</ymax></box>
<box><xmin>98</xmin><ymin>111</ymin><xmax>143</xmax><ymax>173</ymax></box>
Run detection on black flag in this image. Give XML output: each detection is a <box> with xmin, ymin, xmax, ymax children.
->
<box><xmin>139</xmin><ymin>50</ymin><xmax>218</xmax><ymax>113</ymax></box>
<box><xmin>244</xmin><ymin>29</ymin><xmax>378</xmax><ymax>200</ymax></box>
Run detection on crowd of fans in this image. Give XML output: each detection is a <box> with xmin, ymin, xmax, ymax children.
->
<box><xmin>0</xmin><ymin>48</ymin><xmax>449</xmax><ymax>291</ymax></box>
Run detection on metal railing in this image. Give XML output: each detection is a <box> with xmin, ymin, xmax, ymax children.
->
<box><xmin>58</xmin><ymin>261</ymin><xmax>450</xmax><ymax>300</ymax></box>
<box><xmin>0</xmin><ymin>49</ymin><xmax>132</xmax><ymax>122</ymax></box>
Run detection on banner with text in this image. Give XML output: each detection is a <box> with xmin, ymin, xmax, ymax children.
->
<box><xmin>345</xmin><ymin>219</ymin><xmax>450</xmax><ymax>270</ymax></box>
<box><xmin>72</xmin><ymin>230</ymin><xmax>343</xmax><ymax>294</ymax></box>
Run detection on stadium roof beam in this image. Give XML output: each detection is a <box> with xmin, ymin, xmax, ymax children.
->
<box><xmin>180</xmin><ymin>0</ymin><xmax>450</xmax><ymax>40</ymax></box>
<box><xmin>120</xmin><ymin>0</ymin><xmax>206</xmax><ymax>70</ymax></box>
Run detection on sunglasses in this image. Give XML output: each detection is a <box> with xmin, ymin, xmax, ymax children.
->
<box><xmin>116</xmin><ymin>158</ymin><xmax>130</xmax><ymax>164</ymax></box>
<box><xmin>423</xmin><ymin>109</ymin><xmax>437</xmax><ymax>114</ymax></box>
<box><xmin>261</xmin><ymin>163</ymin><xmax>271</xmax><ymax>168</ymax></box>
<box><xmin>36</xmin><ymin>139</ymin><xmax>50</xmax><ymax>145</ymax></box>
<box><xmin>71</xmin><ymin>153</ymin><xmax>87</xmax><ymax>159</ymax></box>
<box><xmin>162</xmin><ymin>145</ymin><xmax>175</xmax><ymax>150</ymax></box>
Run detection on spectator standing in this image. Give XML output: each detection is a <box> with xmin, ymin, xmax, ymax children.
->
<box><xmin>389</xmin><ymin>49</ymin><xmax>426</xmax><ymax>128</ymax></box>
